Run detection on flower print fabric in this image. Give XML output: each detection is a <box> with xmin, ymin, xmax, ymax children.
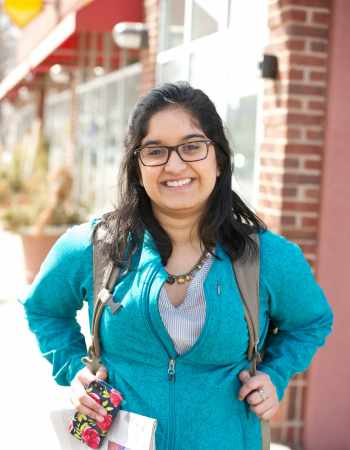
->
<box><xmin>69</xmin><ymin>379</ymin><xmax>124</xmax><ymax>449</ymax></box>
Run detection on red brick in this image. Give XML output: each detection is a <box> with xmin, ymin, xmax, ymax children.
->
<box><xmin>283</xmin><ymin>229</ymin><xmax>318</xmax><ymax>240</ymax></box>
<box><xmin>280</xmin><ymin>0</ymin><xmax>330</xmax><ymax>7</ymax></box>
<box><xmin>287</xmin><ymin>128</ymin><xmax>303</xmax><ymax>139</ymax></box>
<box><xmin>310</xmin><ymin>40</ymin><xmax>328</xmax><ymax>52</ymax></box>
<box><xmin>312</xmin><ymin>12</ymin><xmax>330</xmax><ymax>25</ymax></box>
<box><xmin>285</xmin><ymin>157</ymin><xmax>300</xmax><ymax>168</ymax></box>
<box><xmin>283</xmin><ymin>173</ymin><xmax>321</xmax><ymax>184</ymax></box>
<box><xmin>304</xmin><ymin>160</ymin><xmax>322</xmax><ymax>170</ymax></box>
<box><xmin>283</xmin><ymin>186</ymin><xmax>298</xmax><ymax>197</ymax></box>
<box><xmin>304</xmin><ymin>187</ymin><xmax>321</xmax><ymax>197</ymax></box>
<box><xmin>302</xmin><ymin>216</ymin><xmax>319</xmax><ymax>227</ymax></box>
<box><xmin>300</xmin><ymin>243</ymin><xmax>317</xmax><ymax>254</ymax></box>
<box><xmin>281</xmin><ymin>215</ymin><xmax>297</xmax><ymax>226</ymax></box>
<box><xmin>289</xmin><ymin>84</ymin><xmax>325</xmax><ymax>96</ymax></box>
<box><xmin>288</xmin><ymin>113</ymin><xmax>324</xmax><ymax>125</ymax></box>
<box><xmin>285</xmin><ymin>144</ymin><xmax>322</xmax><ymax>155</ymax></box>
<box><xmin>281</xmin><ymin>9</ymin><xmax>307</xmax><ymax>23</ymax></box>
<box><xmin>286</xmin><ymin>39</ymin><xmax>306</xmax><ymax>51</ymax></box>
<box><xmin>287</xmin><ymin>99</ymin><xmax>303</xmax><ymax>109</ymax></box>
<box><xmin>306</xmin><ymin>129</ymin><xmax>324</xmax><ymax>140</ymax></box>
<box><xmin>280</xmin><ymin>68</ymin><xmax>305</xmax><ymax>81</ymax></box>
<box><xmin>288</xmin><ymin>54</ymin><xmax>326</xmax><ymax>67</ymax></box>
<box><xmin>310</xmin><ymin>71</ymin><xmax>327</xmax><ymax>81</ymax></box>
<box><xmin>308</xmin><ymin>100</ymin><xmax>325</xmax><ymax>110</ymax></box>
<box><xmin>283</xmin><ymin>201</ymin><xmax>319</xmax><ymax>212</ymax></box>
<box><xmin>285</xmin><ymin>24</ymin><xmax>329</xmax><ymax>39</ymax></box>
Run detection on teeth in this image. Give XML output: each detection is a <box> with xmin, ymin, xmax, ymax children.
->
<box><xmin>165</xmin><ymin>178</ymin><xmax>192</xmax><ymax>187</ymax></box>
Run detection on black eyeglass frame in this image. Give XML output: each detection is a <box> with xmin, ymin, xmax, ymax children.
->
<box><xmin>134</xmin><ymin>139</ymin><xmax>214</xmax><ymax>167</ymax></box>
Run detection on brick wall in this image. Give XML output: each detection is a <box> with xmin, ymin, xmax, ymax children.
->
<box><xmin>259</xmin><ymin>0</ymin><xmax>331</xmax><ymax>447</ymax></box>
<box><xmin>140</xmin><ymin>0</ymin><xmax>160</xmax><ymax>95</ymax></box>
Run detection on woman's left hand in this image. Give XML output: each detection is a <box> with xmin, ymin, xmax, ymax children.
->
<box><xmin>238</xmin><ymin>370</ymin><xmax>279</xmax><ymax>421</ymax></box>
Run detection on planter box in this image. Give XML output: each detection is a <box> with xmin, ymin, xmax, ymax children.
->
<box><xmin>20</xmin><ymin>227</ymin><xmax>67</xmax><ymax>283</ymax></box>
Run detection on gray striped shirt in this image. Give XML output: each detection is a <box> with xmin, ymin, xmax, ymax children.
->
<box><xmin>158</xmin><ymin>255</ymin><xmax>213</xmax><ymax>355</ymax></box>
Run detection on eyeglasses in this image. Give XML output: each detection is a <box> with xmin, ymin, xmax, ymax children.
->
<box><xmin>134</xmin><ymin>140</ymin><xmax>214</xmax><ymax>167</ymax></box>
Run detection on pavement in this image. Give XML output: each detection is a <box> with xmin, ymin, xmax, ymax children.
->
<box><xmin>0</xmin><ymin>229</ymin><xmax>292</xmax><ymax>450</ymax></box>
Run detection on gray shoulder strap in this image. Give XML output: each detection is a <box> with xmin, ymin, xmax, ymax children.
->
<box><xmin>232</xmin><ymin>234</ymin><xmax>270</xmax><ymax>450</ymax></box>
<box><xmin>93</xmin><ymin>225</ymin><xmax>120</xmax><ymax>310</ymax></box>
<box><xmin>82</xmin><ymin>226</ymin><xmax>121</xmax><ymax>374</ymax></box>
<box><xmin>232</xmin><ymin>233</ymin><xmax>260</xmax><ymax>370</ymax></box>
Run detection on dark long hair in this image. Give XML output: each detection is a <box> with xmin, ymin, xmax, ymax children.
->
<box><xmin>94</xmin><ymin>81</ymin><xmax>266</xmax><ymax>267</ymax></box>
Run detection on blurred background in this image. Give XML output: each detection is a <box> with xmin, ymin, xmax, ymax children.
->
<box><xmin>0</xmin><ymin>1</ymin><xmax>348</xmax><ymax>449</ymax></box>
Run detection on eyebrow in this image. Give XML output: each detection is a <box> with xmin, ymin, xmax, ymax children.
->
<box><xmin>141</xmin><ymin>133</ymin><xmax>207</xmax><ymax>147</ymax></box>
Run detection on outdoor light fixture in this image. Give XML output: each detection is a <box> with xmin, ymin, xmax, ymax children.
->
<box><xmin>259</xmin><ymin>54</ymin><xmax>278</xmax><ymax>80</ymax></box>
<box><xmin>49</xmin><ymin>64</ymin><xmax>70</xmax><ymax>84</ymax></box>
<box><xmin>112</xmin><ymin>22</ymin><xmax>148</xmax><ymax>49</ymax></box>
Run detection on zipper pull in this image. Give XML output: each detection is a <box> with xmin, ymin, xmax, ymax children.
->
<box><xmin>254</xmin><ymin>340</ymin><xmax>262</xmax><ymax>363</ymax></box>
<box><xmin>216</xmin><ymin>281</ymin><xmax>221</xmax><ymax>296</ymax></box>
<box><xmin>168</xmin><ymin>358</ymin><xmax>176</xmax><ymax>381</ymax></box>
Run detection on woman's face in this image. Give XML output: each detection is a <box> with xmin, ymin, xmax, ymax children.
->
<box><xmin>137</xmin><ymin>107</ymin><xmax>220</xmax><ymax>217</ymax></box>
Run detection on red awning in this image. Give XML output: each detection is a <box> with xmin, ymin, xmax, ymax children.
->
<box><xmin>0</xmin><ymin>0</ymin><xmax>143</xmax><ymax>100</ymax></box>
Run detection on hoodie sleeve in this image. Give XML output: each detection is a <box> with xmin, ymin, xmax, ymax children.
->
<box><xmin>21</xmin><ymin>223</ymin><xmax>94</xmax><ymax>386</ymax></box>
<box><xmin>257</xmin><ymin>231</ymin><xmax>333</xmax><ymax>400</ymax></box>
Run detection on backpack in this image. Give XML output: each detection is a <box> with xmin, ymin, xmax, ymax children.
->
<box><xmin>82</xmin><ymin>233</ymin><xmax>270</xmax><ymax>450</ymax></box>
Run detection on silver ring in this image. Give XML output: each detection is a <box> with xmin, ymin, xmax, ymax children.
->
<box><xmin>258</xmin><ymin>387</ymin><xmax>268</xmax><ymax>402</ymax></box>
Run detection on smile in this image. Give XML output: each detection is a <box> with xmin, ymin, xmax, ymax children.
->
<box><xmin>163</xmin><ymin>178</ymin><xmax>193</xmax><ymax>187</ymax></box>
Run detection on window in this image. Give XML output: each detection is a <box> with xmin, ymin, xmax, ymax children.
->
<box><xmin>45</xmin><ymin>64</ymin><xmax>141</xmax><ymax>212</ymax></box>
<box><xmin>160</xmin><ymin>0</ymin><xmax>185</xmax><ymax>51</ymax></box>
<box><xmin>191</xmin><ymin>0</ymin><xmax>225</xmax><ymax>40</ymax></box>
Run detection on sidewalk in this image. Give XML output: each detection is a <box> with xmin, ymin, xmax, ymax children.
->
<box><xmin>0</xmin><ymin>230</ymin><xmax>72</xmax><ymax>448</ymax></box>
<box><xmin>0</xmin><ymin>230</ymin><xmax>27</xmax><ymax>301</ymax></box>
<box><xmin>0</xmin><ymin>230</ymin><xmax>292</xmax><ymax>450</ymax></box>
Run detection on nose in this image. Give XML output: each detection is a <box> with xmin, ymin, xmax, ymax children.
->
<box><xmin>164</xmin><ymin>148</ymin><xmax>187</xmax><ymax>172</ymax></box>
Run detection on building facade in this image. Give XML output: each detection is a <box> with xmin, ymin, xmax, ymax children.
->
<box><xmin>0</xmin><ymin>1</ymin><xmax>348</xmax><ymax>449</ymax></box>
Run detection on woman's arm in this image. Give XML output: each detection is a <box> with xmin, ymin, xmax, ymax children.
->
<box><xmin>257</xmin><ymin>232</ymin><xmax>333</xmax><ymax>401</ymax></box>
<box><xmin>21</xmin><ymin>223</ymin><xmax>94</xmax><ymax>386</ymax></box>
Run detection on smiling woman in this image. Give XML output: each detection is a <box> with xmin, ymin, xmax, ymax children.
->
<box><xmin>137</xmin><ymin>108</ymin><xmax>219</xmax><ymax>218</ymax></box>
<box><xmin>22</xmin><ymin>82</ymin><xmax>333</xmax><ymax>450</ymax></box>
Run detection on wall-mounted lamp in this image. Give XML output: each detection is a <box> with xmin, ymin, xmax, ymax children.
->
<box><xmin>112</xmin><ymin>22</ymin><xmax>148</xmax><ymax>50</ymax></box>
<box><xmin>259</xmin><ymin>54</ymin><xmax>278</xmax><ymax>80</ymax></box>
<box><xmin>49</xmin><ymin>64</ymin><xmax>70</xmax><ymax>84</ymax></box>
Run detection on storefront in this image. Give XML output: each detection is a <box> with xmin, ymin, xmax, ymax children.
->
<box><xmin>0</xmin><ymin>1</ymin><xmax>348</xmax><ymax>449</ymax></box>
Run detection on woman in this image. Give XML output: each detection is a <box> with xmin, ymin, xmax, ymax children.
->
<box><xmin>23</xmin><ymin>82</ymin><xmax>333</xmax><ymax>450</ymax></box>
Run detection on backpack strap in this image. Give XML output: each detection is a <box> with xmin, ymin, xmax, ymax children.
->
<box><xmin>232</xmin><ymin>233</ymin><xmax>261</xmax><ymax>375</ymax></box>
<box><xmin>81</xmin><ymin>227</ymin><xmax>122</xmax><ymax>374</ymax></box>
<box><xmin>232</xmin><ymin>233</ymin><xmax>270</xmax><ymax>450</ymax></box>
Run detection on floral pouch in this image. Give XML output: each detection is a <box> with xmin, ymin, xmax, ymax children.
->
<box><xmin>68</xmin><ymin>379</ymin><xmax>124</xmax><ymax>449</ymax></box>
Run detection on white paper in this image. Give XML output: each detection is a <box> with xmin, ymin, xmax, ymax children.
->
<box><xmin>50</xmin><ymin>409</ymin><xmax>157</xmax><ymax>450</ymax></box>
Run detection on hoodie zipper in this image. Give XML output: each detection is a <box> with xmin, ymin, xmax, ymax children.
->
<box><xmin>144</xmin><ymin>267</ymin><xmax>177</xmax><ymax>450</ymax></box>
<box><xmin>167</xmin><ymin>358</ymin><xmax>176</xmax><ymax>450</ymax></box>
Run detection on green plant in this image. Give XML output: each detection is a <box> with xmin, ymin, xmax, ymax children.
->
<box><xmin>0</xmin><ymin>133</ymin><xmax>87</xmax><ymax>233</ymax></box>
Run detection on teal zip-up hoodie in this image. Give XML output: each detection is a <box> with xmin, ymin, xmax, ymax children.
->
<box><xmin>22</xmin><ymin>222</ymin><xmax>333</xmax><ymax>450</ymax></box>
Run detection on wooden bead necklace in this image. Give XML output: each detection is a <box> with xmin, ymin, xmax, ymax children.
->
<box><xmin>165</xmin><ymin>251</ymin><xmax>210</xmax><ymax>285</ymax></box>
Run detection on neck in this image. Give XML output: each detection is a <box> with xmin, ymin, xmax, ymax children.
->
<box><xmin>153</xmin><ymin>206</ymin><xmax>202</xmax><ymax>250</ymax></box>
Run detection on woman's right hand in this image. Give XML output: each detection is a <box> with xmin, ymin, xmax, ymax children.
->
<box><xmin>70</xmin><ymin>365</ymin><xmax>108</xmax><ymax>422</ymax></box>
